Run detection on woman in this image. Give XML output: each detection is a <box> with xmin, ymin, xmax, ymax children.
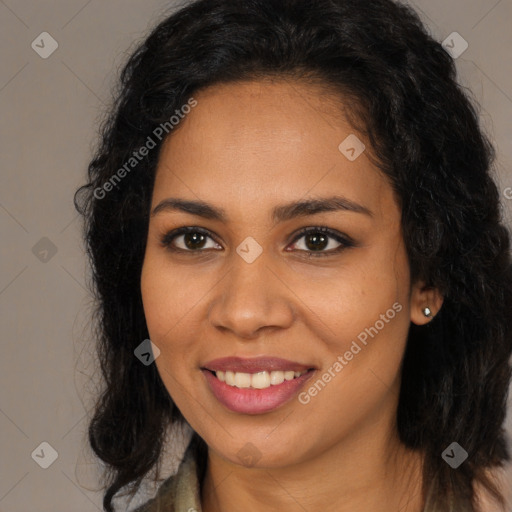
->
<box><xmin>74</xmin><ymin>0</ymin><xmax>512</xmax><ymax>510</ymax></box>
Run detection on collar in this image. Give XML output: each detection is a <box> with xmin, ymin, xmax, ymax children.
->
<box><xmin>135</xmin><ymin>440</ymin><xmax>202</xmax><ymax>512</ymax></box>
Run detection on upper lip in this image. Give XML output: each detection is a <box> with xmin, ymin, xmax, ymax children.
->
<box><xmin>202</xmin><ymin>356</ymin><xmax>315</xmax><ymax>373</ymax></box>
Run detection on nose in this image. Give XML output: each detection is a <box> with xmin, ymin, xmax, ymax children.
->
<box><xmin>208</xmin><ymin>252</ymin><xmax>295</xmax><ymax>339</ymax></box>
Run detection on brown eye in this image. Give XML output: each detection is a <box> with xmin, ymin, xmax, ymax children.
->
<box><xmin>182</xmin><ymin>231</ymin><xmax>207</xmax><ymax>250</ymax></box>
<box><xmin>303</xmin><ymin>232</ymin><xmax>330</xmax><ymax>251</ymax></box>
<box><xmin>288</xmin><ymin>227</ymin><xmax>354</xmax><ymax>257</ymax></box>
<box><xmin>161</xmin><ymin>227</ymin><xmax>221</xmax><ymax>252</ymax></box>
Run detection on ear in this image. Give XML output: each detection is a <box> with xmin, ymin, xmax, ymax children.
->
<box><xmin>410</xmin><ymin>280</ymin><xmax>444</xmax><ymax>326</ymax></box>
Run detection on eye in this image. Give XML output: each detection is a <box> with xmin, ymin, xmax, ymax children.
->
<box><xmin>287</xmin><ymin>226</ymin><xmax>354</xmax><ymax>257</ymax></box>
<box><xmin>160</xmin><ymin>225</ymin><xmax>354</xmax><ymax>257</ymax></box>
<box><xmin>160</xmin><ymin>227</ymin><xmax>221</xmax><ymax>252</ymax></box>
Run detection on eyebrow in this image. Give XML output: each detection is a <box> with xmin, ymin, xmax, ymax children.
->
<box><xmin>151</xmin><ymin>195</ymin><xmax>373</xmax><ymax>223</ymax></box>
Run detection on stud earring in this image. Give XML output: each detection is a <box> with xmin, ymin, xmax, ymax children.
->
<box><xmin>423</xmin><ymin>306</ymin><xmax>433</xmax><ymax>318</ymax></box>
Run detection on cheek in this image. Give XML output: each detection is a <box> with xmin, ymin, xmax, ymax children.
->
<box><xmin>289</xmin><ymin>255</ymin><xmax>407</xmax><ymax>349</ymax></box>
<box><xmin>140</xmin><ymin>251</ymin><xmax>207</xmax><ymax>342</ymax></box>
<box><xmin>293</xmin><ymin>240</ymin><xmax>411</xmax><ymax>388</ymax></box>
<box><xmin>140</xmin><ymin>256</ymin><xmax>199</xmax><ymax>403</ymax></box>
<box><xmin>331</xmin><ymin>247</ymin><xmax>411</xmax><ymax>388</ymax></box>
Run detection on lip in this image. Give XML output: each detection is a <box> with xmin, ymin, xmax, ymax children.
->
<box><xmin>201</xmin><ymin>366</ymin><xmax>316</xmax><ymax>414</ymax></box>
<box><xmin>202</xmin><ymin>356</ymin><xmax>315</xmax><ymax>373</ymax></box>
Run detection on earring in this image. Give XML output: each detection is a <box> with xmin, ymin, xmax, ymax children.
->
<box><xmin>423</xmin><ymin>306</ymin><xmax>433</xmax><ymax>318</ymax></box>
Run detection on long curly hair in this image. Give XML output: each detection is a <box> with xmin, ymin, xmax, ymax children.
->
<box><xmin>74</xmin><ymin>0</ymin><xmax>512</xmax><ymax>510</ymax></box>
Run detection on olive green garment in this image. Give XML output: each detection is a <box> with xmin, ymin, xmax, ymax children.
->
<box><xmin>134</xmin><ymin>441</ymin><xmax>202</xmax><ymax>512</ymax></box>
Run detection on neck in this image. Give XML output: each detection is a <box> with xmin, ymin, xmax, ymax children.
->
<box><xmin>200</xmin><ymin>419</ymin><xmax>424</xmax><ymax>512</ymax></box>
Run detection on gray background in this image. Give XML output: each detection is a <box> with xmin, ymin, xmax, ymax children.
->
<box><xmin>1</xmin><ymin>0</ymin><xmax>511</xmax><ymax>510</ymax></box>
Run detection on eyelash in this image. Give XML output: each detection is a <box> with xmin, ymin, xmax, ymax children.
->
<box><xmin>159</xmin><ymin>226</ymin><xmax>355</xmax><ymax>258</ymax></box>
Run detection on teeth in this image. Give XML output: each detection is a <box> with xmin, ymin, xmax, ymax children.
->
<box><xmin>285</xmin><ymin>371</ymin><xmax>295</xmax><ymax>380</ymax></box>
<box><xmin>214</xmin><ymin>369</ymin><xmax>308</xmax><ymax>389</ymax></box>
<box><xmin>270</xmin><ymin>371</ymin><xmax>284</xmax><ymax>385</ymax></box>
<box><xmin>251</xmin><ymin>371</ymin><xmax>271</xmax><ymax>389</ymax></box>
<box><xmin>234</xmin><ymin>372</ymin><xmax>251</xmax><ymax>388</ymax></box>
<box><xmin>225</xmin><ymin>371</ymin><xmax>235</xmax><ymax>386</ymax></box>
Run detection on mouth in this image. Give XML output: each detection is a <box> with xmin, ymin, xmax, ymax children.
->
<box><xmin>200</xmin><ymin>356</ymin><xmax>316</xmax><ymax>414</ymax></box>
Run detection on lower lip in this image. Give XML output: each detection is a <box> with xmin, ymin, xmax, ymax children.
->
<box><xmin>202</xmin><ymin>369</ymin><xmax>315</xmax><ymax>414</ymax></box>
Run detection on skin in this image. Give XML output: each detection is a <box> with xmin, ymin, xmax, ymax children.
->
<box><xmin>140</xmin><ymin>79</ymin><xmax>444</xmax><ymax>512</ymax></box>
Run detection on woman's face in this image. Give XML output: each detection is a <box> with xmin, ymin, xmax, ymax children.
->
<box><xmin>140</xmin><ymin>79</ymin><xmax>438</xmax><ymax>468</ymax></box>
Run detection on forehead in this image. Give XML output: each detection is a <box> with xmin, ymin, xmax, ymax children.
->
<box><xmin>152</xmin><ymin>80</ymin><xmax>395</xmax><ymax>222</ymax></box>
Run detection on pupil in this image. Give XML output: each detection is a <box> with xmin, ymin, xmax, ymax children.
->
<box><xmin>185</xmin><ymin>232</ymin><xmax>206</xmax><ymax>249</ymax></box>
<box><xmin>306</xmin><ymin>233</ymin><xmax>327</xmax><ymax>251</ymax></box>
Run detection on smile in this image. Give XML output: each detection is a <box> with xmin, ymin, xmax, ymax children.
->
<box><xmin>201</xmin><ymin>356</ymin><xmax>316</xmax><ymax>413</ymax></box>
